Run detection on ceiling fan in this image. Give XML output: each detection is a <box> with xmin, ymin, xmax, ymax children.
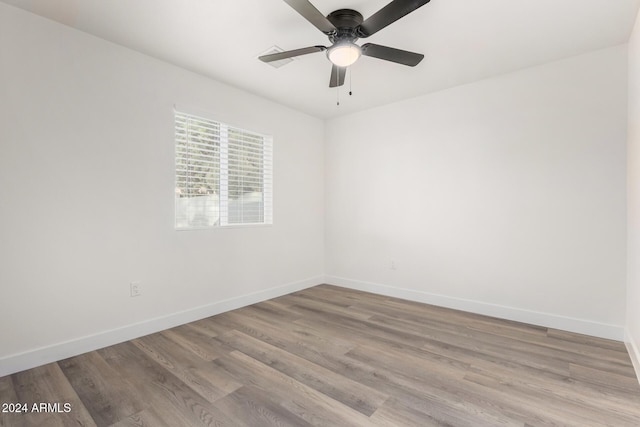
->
<box><xmin>259</xmin><ymin>0</ymin><xmax>431</xmax><ymax>87</ymax></box>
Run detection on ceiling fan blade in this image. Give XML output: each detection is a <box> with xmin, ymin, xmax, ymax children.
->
<box><xmin>282</xmin><ymin>0</ymin><xmax>337</xmax><ymax>34</ymax></box>
<box><xmin>361</xmin><ymin>43</ymin><xmax>424</xmax><ymax>66</ymax></box>
<box><xmin>357</xmin><ymin>0</ymin><xmax>430</xmax><ymax>38</ymax></box>
<box><xmin>259</xmin><ymin>46</ymin><xmax>326</xmax><ymax>62</ymax></box>
<box><xmin>329</xmin><ymin>65</ymin><xmax>346</xmax><ymax>88</ymax></box>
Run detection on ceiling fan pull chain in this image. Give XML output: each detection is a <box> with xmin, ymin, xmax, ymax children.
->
<box><xmin>349</xmin><ymin>67</ymin><xmax>353</xmax><ymax>96</ymax></box>
<box><xmin>337</xmin><ymin>85</ymin><xmax>340</xmax><ymax>106</ymax></box>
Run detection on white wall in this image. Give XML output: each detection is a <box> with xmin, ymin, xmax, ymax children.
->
<box><xmin>0</xmin><ymin>3</ymin><xmax>325</xmax><ymax>375</ymax></box>
<box><xmin>325</xmin><ymin>46</ymin><xmax>628</xmax><ymax>339</ymax></box>
<box><xmin>627</xmin><ymin>7</ymin><xmax>640</xmax><ymax>377</ymax></box>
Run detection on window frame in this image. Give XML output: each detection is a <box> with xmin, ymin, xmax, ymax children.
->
<box><xmin>174</xmin><ymin>108</ymin><xmax>273</xmax><ymax>230</ymax></box>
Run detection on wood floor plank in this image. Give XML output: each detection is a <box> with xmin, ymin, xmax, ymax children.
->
<box><xmin>419</xmin><ymin>332</ymin><xmax>639</xmax><ymax>413</ymax></box>
<box><xmin>97</xmin><ymin>342</ymin><xmax>238</xmax><ymax>427</ymax></box>
<box><xmin>470</xmin><ymin>357</ymin><xmax>640</xmax><ymax>415</ymax></box>
<box><xmin>58</xmin><ymin>352</ymin><xmax>143</xmax><ymax>427</ymax></box>
<box><xmin>215</xmin><ymin>329</ymin><xmax>389</xmax><ymax>416</ymax></box>
<box><xmin>212</xmin><ymin>386</ymin><xmax>313</xmax><ymax>427</ymax></box>
<box><xmin>355</xmin><ymin>296</ymin><xmax>629</xmax><ymax>366</ymax></box>
<box><xmin>306</xmin><ymin>284</ymin><xmax>392</xmax><ymax>306</ymax></box>
<box><xmin>279</xmin><ymin>292</ymin><xmax>374</xmax><ymax>321</ymax></box>
<box><xmin>547</xmin><ymin>328</ymin><xmax>627</xmax><ymax>352</ymax></box>
<box><xmin>223</xmin><ymin>307</ymin><xmax>358</xmax><ymax>355</ymax></box>
<box><xmin>292</xmin><ymin>307</ymin><xmax>431</xmax><ymax>353</ymax></box>
<box><xmin>365</xmin><ymin>313</ymin><xmax>573</xmax><ymax>376</ymax></box>
<box><xmin>131</xmin><ymin>332</ymin><xmax>241</xmax><ymax>403</ymax></box>
<box><xmin>464</xmin><ymin>366</ymin><xmax>640</xmax><ymax>425</ymax></box>
<box><xmin>344</xmin><ymin>345</ymin><xmax>525</xmax><ymax>426</ymax></box>
<box><xmin>370</xmin><ymin>397</ymin><xmax>477</xmax><ymax>427</ymax></box>
<box><xmin>3</xmin><ymin>284</ymin><xmax>640</xmax><ymax>426</ymax></box>
<box><xmin>161</xmin><ymin>325</ymin><xmax>230</xmax><ymax>362</ymax></box>
<box><xmin>463</xmin><ymin>369</ymin><xmax>640</xmax><ymax>426</ymax></box>
<box><xmin>0</xmin><ymin>376</ymin><xmax>20</xmax><ymax>427</ymax></box>
<box><xmin>8</xmin><ymin>363</ymin><xmax>96</xmax><ymax>427</ymax></box>
<box><xmin>214</xmin><ymin>350</ymin><xmax>375</xmax><ymax>426</ymax></box>
<box><xmin>248</xmin><ymin>300</ymin><xmax>305</xmax><ymax>323</ymax></box>
<box><xmin>569</xmin><ymin>362</ymin><xmax>640</xmax><ymax>393</ymax></box>
<box><xmin>109</xmin><ymin>408</ymin><xmax>173</xmax><ymax>427</ymax></box>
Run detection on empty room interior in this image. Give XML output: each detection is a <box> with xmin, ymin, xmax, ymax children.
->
<box><xmin>2</xmin><ymin>0</ymin><xmax>640</xmax><ymax>425</ymax></box>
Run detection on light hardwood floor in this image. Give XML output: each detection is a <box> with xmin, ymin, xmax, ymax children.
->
<box><xmin>1</xmin><ymin>284</ymin><xmax>640</xmax><ymax>426</ymax></box>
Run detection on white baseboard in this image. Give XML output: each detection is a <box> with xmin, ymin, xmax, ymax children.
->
<box><xmin>0</xmin><ymin>275</ymin><xmax>323</xmax><ymax>377</ymax></box>
<box><xmin>625</xmin><ymin>331</ymin><xmax>640</xmax><ymax>383</ymax></box>
<box><xmin>325</xmin><ymin>275</ymin><xmax>625</xmax><ymax>341</ymax></box>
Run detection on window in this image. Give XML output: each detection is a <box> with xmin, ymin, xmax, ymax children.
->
<box><xmin>175</xmin><ymin>110</ymin><xmax>273</xmax><ymax>229</ymax></box>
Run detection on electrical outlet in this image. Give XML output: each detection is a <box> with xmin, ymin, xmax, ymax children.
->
<box><xmin>391</xmin><ymin>261</ymin><xmax>397</xmax><ymax>270</ymax></box>
<box><xmin>130</xmin><ymin>281</ymin><xmax>141</xmax><ymax>297</ymax></box>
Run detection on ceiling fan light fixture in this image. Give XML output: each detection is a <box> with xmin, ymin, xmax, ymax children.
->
<box><xmin>327</xmin><ymin>42</ymin><xmax>361</xmax><ymax>67</ymax></box>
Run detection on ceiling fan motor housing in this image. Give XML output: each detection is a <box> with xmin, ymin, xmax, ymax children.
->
<box><xmin>326</xmin><ymin>9</ymin><xmax>363</xmax><ymax>43</ymax></box>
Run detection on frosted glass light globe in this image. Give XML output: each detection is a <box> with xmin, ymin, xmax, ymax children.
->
<box><xmin>328</xmin><ymin>43</ymin><xmax>361</xmax><ymax>67</ymax></box>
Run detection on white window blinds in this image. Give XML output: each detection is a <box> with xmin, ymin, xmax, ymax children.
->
<box><xmin>175</xmin><ymin>110</ymin><xmax>273</xmax><ymax>229</ymax></box>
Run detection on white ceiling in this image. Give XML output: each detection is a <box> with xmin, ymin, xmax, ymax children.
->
<box><xmin>2</xmin><ymin>0</ymin><xmax>639</xmax><ymax>118</ymax></box>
